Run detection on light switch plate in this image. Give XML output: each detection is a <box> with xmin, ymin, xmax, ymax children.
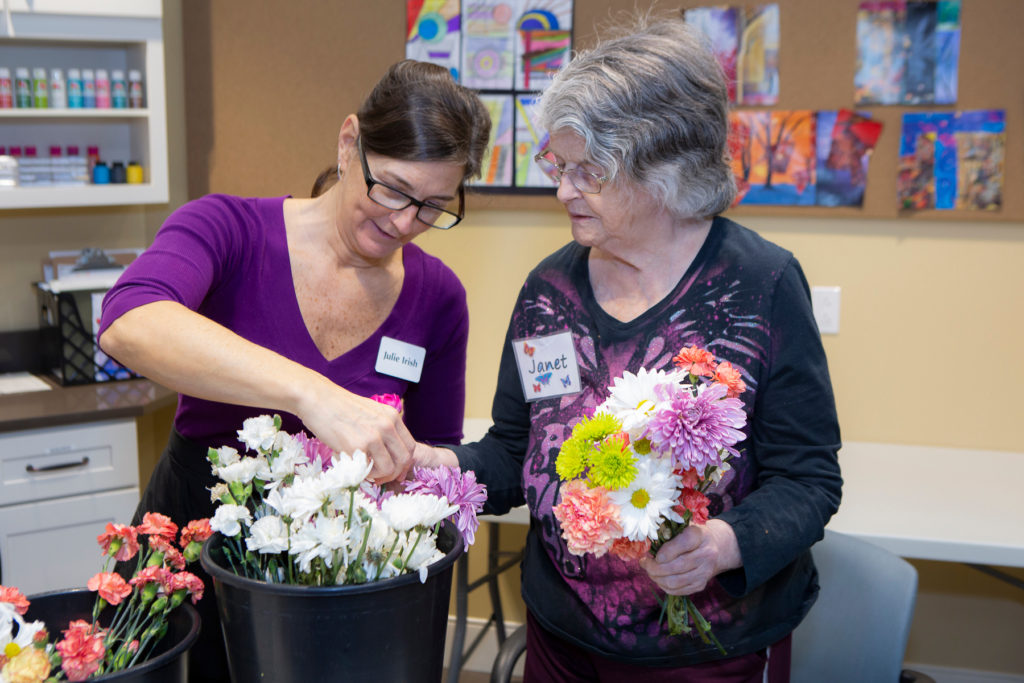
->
<box><xmin>811</xmin><ymin>286</ymin><xmax>841</xmax><ymax>335</ymax></box>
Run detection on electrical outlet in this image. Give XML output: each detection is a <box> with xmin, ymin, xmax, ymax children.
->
<box><xmin>811</xmin><ymin>286</ymin><xmax>841</xmax><ymax>335</ymax></box>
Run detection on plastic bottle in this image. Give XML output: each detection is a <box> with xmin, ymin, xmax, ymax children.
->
<box><xmin>128</xmin><ymin>70</ymin><xmax>144</xmax><ymax>108</ymax></box>
<box><xmin>64</xmin><ymin>145</ymin><xmax>90</xmax><ymax>185</ymax></box>
<box><xmin>82</xmin><ymin>69</ymin><xmax>96</xmax><ymax>108</ymax></box>
<box><xmin>66</xmin><ymin>68</ymin><xmax>84</xmax><ymax>108</ymax></box>
<box><xmin>111</xmin><ymin>69</ymin><xmax>127</xmax><ymax>108</ymax></box>
<box><xmin>92</xmin><ymin>160</ymin><xmax>110</xmax><ymax>184</ymax></box>
<box><xmin>126</xmin><ymin>161</ymin><xmax>144</xmax><ymax>184</ymax></box>
<box><xmin>87</xmin><ymin>145</ymin><xmax>100</xmax><ymax>178</ymax></box>
<box><xmin>0</xmin><ymin>68</ymin><xmax>12</xmax><ymax>108</ymax></box>
<box><xmin>15</xmin><ymin>68</ymin><xmax>32</xmax><ymax>108</ymax></box>
<box><xmin>110</xmin><ymin>161</ymin><xmax>127</xmax><ymax>183</ymax></box>
<box><xmin>94</xmin><ymin>69</ymin><xmax>111</xmax><ymax>108</ymax></box>
<box><xmin>32</xmin><ymin>67</ymin><xmax>48</xmax><ymax>108</ymax></box>
<box><xmin>49</xmin><ymin>68</ymin><xmax>67</xmax><ymax>108</ymax></box>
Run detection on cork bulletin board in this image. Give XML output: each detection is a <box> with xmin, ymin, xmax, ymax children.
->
<box><xmin>182</xmin><ymin>0</ymin><xmax>1023</xmax><ymax>222</ymax></box>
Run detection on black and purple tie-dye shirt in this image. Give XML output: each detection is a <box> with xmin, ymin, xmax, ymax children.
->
<box><xmin>457</xmin><ymin>216</ymin><xmax>842</xmax><ymax>666</ymax></box>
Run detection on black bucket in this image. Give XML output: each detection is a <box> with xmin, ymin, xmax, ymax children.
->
<box><xmin>24</xmin><ymin>588</ymin><xmax>200</xmax><ymax>683</ymax></box>
<box><xmin>201</xmin><ymin>522</ymin><xmax>463</xmax><ymax>683</ymax></box>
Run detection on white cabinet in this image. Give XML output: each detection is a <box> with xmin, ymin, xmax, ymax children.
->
<box><xmin>0</xmin><ymin>4</ymin><xmax>167</xmax><ymax>208</ymax></box>
<box><xmin>0</xmin><ymin>418</ymin><xmax>140</xmax><ymax>595</ymax></box>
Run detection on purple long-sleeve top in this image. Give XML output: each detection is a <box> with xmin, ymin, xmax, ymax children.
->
<box><xmin>99</xmin><ymin>194</ymin><xmax>468</xmax><ymax>450</ymax></box>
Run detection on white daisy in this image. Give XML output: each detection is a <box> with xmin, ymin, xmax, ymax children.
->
<box><xmin>608</xmin><ymin>456</ymin><xmax>683</xmax><ymax>541</ymax></box>
<box><xmin>599</xmin><ymin>367</ymin><xmax>685</xmax><ymax>439</ymax></box>
<box><xmin>245</xmin><ymin>515</ymin><xmax>289</xmax><ymax>554</ymax></box>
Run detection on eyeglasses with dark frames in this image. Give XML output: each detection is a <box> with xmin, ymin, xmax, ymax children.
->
<box><xmin>358</xmin><ymin>137</ymin><xmax>464</xmax><ymax>230</ymax></box>
<box><xmin>533</xmin><ymin>149</ymin><xmax>608</xmax><ymax>194</ymax></box>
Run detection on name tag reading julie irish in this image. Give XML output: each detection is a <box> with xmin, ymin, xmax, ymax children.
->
<box><xmin>375</xmin><ymin>336</ymin><xmax>426</xmax><ymax>383</ymax></box>
<box><xmin>512</xmin><ymin>330</ymin><xmax>581</xmax><ymax>402</ymax></box>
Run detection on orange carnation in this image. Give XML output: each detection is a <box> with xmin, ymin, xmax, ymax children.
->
<box><xmin>714</xmin><ymin>361</ymin><xmax>747</xmax><ymax>398</ymax></box>
<box><xmin>672</xmin><ymin>345</ymin><xmax>717</xmax><ymax>377</ymax></box>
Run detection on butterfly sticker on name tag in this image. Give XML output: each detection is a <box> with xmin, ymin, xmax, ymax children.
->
<box><xmin>512</xmin><ymin>330</ymin><xmax>581</xmax><ymax>402</ymax></box>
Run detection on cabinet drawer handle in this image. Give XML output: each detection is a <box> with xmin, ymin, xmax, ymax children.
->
<box><xmin>26</xmin><ymin>457</ymin><xmax>90</xmax><ymax>473</ymax></box>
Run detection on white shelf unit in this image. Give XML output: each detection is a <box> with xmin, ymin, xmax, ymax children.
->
<box><xmin>0</xmin><ymin>6</ymin><xmax>168</xmax><ymax>208</ymax></box>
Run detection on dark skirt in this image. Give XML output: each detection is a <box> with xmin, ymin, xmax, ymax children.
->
<box><xmin>130</xmin><ymin>428</ymin><xmax>229</xmax><ymax>683</ymax></box>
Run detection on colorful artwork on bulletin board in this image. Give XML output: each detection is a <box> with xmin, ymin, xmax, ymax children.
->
<box><xmin>476</xmin><ymin>94</ymin><xmax>515</xmax><ymax>187</ymax></box>
<box><xmin>897</xmin><ymin>110</ymin><xmax>1004</xmax><ymax>211</ymax></box>
<box><xmin>816</xmin><ymin>110</ymin><xmax>883</xmax><ymax>207</ymax></box>
<box><xmin>685</xmin><ymin>4</ymin><xmax>779</xmax><ymax>106</ymax></box>
<box><xmin>729</xmin><ymin>110</ymin><xmax>816</xmax><ymax>206</ymax></box>
<box><xmin>854</xmin><ymin>0</ymin><xmax>961</xmax><ymax>106</ymax></box>
<box><xmin>406</xmin><ymin>0</ymin><xmax>462</xmax><ymax>80</ymax></box>
<box><xmin>512</xmin><ymin>93</ymin><xmax>550</xmax><ymax>188</ymax></box>
<box><xmin>460</xmin><ymin>0</ymin><xmax>572</xmax><ymax>91</ymax></box>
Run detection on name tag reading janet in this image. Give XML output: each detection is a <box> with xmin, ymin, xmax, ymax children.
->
<box><xmin>375</xmin><ymin>336</ymin><xmax>426</xmax><ymax>383</ymax></box>
<box><xmin>512</xmin><ymin>330</ymin><xmax>581</xmax><ymax>402</ymax></box>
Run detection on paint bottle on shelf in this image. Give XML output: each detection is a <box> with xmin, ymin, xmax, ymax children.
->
<box><xmin>128</xmin><ymin>70</ymin><xmax>144</xmax><ymax>108</ymax></box>
<box><xmin>15</xmin><ymin>68</ymin><xmax>32</xmax><ymax>107</ymax></box>
<box><xmin>92</xmin><ymin>160</ymin><xmax>110</xmax><ymax>184</ymax></box>
<box><xmin>126</xmin><ymin>161</ymin><xmax>144</xmax><ymax>184</ymax></box>
<box><xmin>110</xmin><ymin>70</ymin><xmax>127</xmax><ymax>108</ymax></box>
<box><xmin>32</xmin><ymin>67</ymin><xmax>48</xmax><ymax>108</ymax></box>
<box><xmin>87</xmin><ymin>145</ymin><xmax>100</xmax><ymax>178</ymax></box>
<box><xmin>66</xmin><ymin>68</ymin><xmax>83</xmax><ymax>108</ymax></box>
<box><xmin>109</xmin><ymin>161</ymin><xmax>126</xmax><ymax>183</ymax></box>
<box><xmin>94</xmin><ymin>69</ymin><xmax>111</xmax><ymax>108</ymax></box>
<box><xmin>49</xmin><ymin>68</ymin><xmax>66</xmax><ymax>108</ymax></box>
<box><xmin>82</xmin><ymin>69</ymin><xmax>96</xmax><ymax>108</ymax></box>
<box><xmin>0</xmin><ymin>68</ymin><xmax>12</xmax><ymax>108</ymax></box>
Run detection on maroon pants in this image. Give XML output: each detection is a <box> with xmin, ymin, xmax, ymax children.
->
<box><xmin>523</xmin><ymin>612</ymin><xmax>792</xmax><ymax>683</ymax></box>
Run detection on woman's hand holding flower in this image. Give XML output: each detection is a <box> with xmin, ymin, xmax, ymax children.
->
<box><xmin>639</xmin><ymin>520</ymin><xmax>741</xmax><ymax>596</ymax></box>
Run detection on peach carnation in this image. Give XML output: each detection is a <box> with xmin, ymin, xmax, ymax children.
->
<box><xmin>714</xmin><ymin>361</ymin><xmax>747</xmax><ymax>398</ymax></box>
<box><xmin>56</xmin><ymin>620</ymin><xmax>106</xmax><ymax>682</ymax></box>
<box><xmin>96</xmin><ymin>523</ymin><xmax>140</xmax><ymax>562</ymax></box>
<box><xmin>552</xmin><ymin>480</ymin><xmax>622</xmax><ymax>557</ymax></box>
<box><xmin>609</xmin><ymin>537</ymin><xmax>652</xmax><ymax>562</ymax></box>
<box><xmin>672</xmin><ymin>345</ymin><xmax>717</xmax><ymax>377</ymax></box>
<box><xmin>137</xmin><ymin>512</ymin><xmax>178</xmax><ymax>541</ymax></box>
<box><xmin>87</xmin><ymin>571</ymin><xmax>132</xmax><ymax>606</ymax></box>
<box><xmin>0</xmin><ymin>585</ymin><xmax>30</xmax><ymax>615</ymax></box>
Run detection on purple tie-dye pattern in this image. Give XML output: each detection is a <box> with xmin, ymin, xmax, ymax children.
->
<box><xmin>511</xmin><ymin>240</ymin><xmax>774</xmax><ymax>654</ymax></box>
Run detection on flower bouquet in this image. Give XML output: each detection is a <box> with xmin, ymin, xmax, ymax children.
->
<box><xmin>1</xmin><ymin>513</ymin><xmax>210</xmax><ymax>682</ymax></box>
<box><xmin>552</xmin><ymin>345</ymin><xmax>747</xmax><ymax>653</ymax></box>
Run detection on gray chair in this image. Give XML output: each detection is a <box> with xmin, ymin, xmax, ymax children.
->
<box><xmin>491</xmin><ymin>530</ymin><xmax>934</xmax><ymax>682</ymax></box>
<box><xmin>792</xmin><ymin>529</ymin><xmax>933</xmax><ymax>683</ymax></box>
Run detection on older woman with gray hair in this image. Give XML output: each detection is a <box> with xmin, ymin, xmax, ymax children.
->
<box><xmin>417</xmin><ymin>14</ymin><xmax>841</xmax><ymax>681</ymax></box>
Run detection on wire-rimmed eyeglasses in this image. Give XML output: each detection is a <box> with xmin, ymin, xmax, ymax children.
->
<box><xmin>533</xmin><ymin>150</ymin><xmax>608</xmax><ymax>194</ymax></box>
<box><xmin>358</xmin><ymin>138</ymin><xmax>464</xmax><ymax>230</ymax></box>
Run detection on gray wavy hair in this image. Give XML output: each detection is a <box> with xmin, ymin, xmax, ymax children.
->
<box><xmin>537</xmin><ymin>14</ymin><xmax>736</xmax><ymax>219</ymax></box>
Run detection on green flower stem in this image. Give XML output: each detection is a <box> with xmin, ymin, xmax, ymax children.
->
<box><xmin>374</xmin><ymin>534</ymin><xmax>402</xmax><ymax>582</ymax></box>
<box><xmin>400</xmin><ymin>529</ymin><xmax>425</xmax><ymax>573</ymax></box>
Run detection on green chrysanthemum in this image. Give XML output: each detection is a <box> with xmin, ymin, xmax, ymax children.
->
<box><xmin>632</xmin><ymin>437</ymin><xmax>653</xmax><ymax>455</ymax></box>
<box><xmin>587</xmin><ymin>436</ymin><xmax>638</xmax><ymax>491</ymax></box>
<box><xmin>572</xmin><ymin>412</ymin><xmax>622</xmax><ymax>442</ymax></box>
<box><xmin>555</xmin><ymin>436</ymin><xmax>589</xmax><ymax>481</ymax></box>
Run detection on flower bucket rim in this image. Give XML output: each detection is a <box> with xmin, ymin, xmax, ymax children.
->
<box><xmin>23</xmin><ymin>587</ymin><xmax>200</xmax><ymax>681</ymax></box>
<box><xmin>199</xmin><ymin>520</ymin><xmax>464</xmax><ymax>596</ymax></box>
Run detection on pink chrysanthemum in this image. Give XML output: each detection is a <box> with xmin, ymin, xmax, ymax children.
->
<box><xmin>405</xmin><ymin>466</ymin><xmax>487</xmax><ymax>547</ymax></box>
<box><xmin>294</xmin><ymin>431</ymin><xmax>334</xmax><ymax>472</ymax></box>
<box><xmin>645</xmin><ymin>382</ymin><xmax>747</xmax><ymax>474</ymax></box>
<box><xmin>552</xmin><ymin>480</ymin><xmax>622</xmax><ymax>557</ymax></box>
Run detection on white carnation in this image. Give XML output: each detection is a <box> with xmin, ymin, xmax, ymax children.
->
<box><xmin>246</xmin><ymin>515</ymin><xmax>289</xmax><ymax>554</ymax></box>
<box><xmin>210</xmin><ymin>504</ymin><xmax>253</xmax><ymax>537</ymax></box>
<box><xmin>237</xmin><ymin>415</ymin><xmax>278</xmax><ymax>452</ymax></box>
